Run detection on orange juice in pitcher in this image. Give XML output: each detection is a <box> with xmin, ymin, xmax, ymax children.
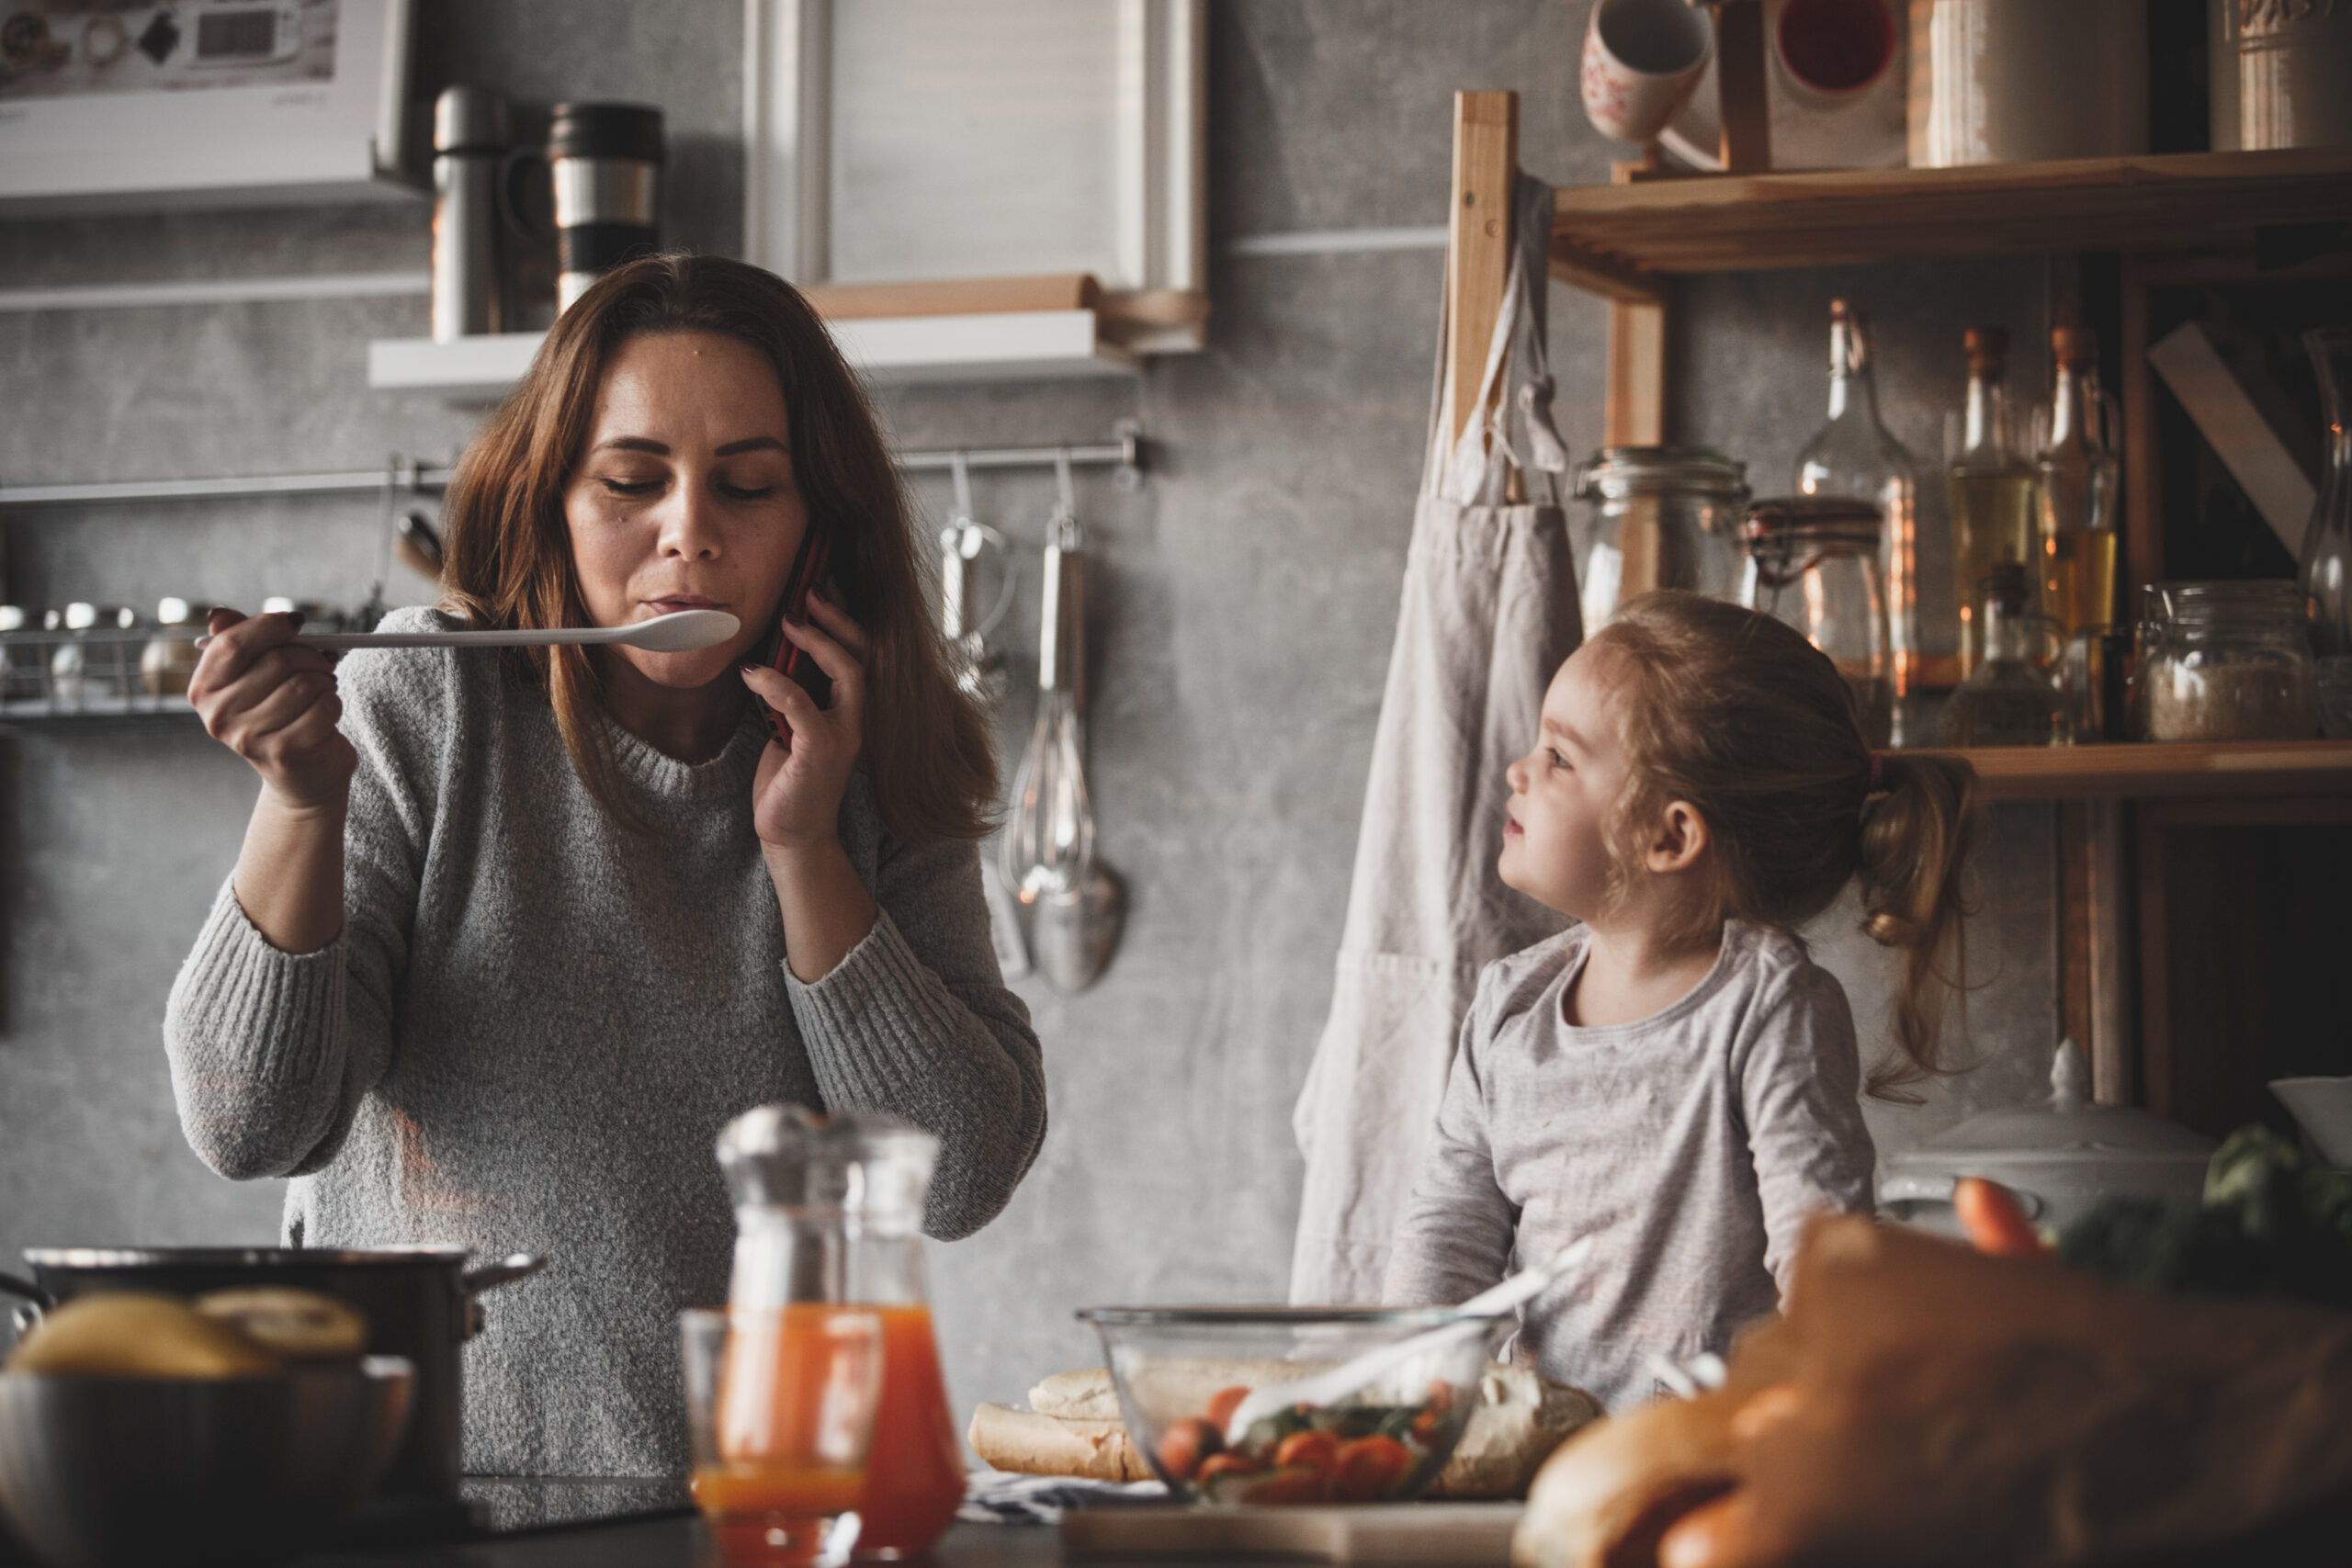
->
<box><xmin>717</xmin><ymin>1106</ymin><xmax>967</xmax><ymax>1562</ymax></box>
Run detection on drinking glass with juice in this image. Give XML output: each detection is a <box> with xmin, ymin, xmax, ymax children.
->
<box><xmin>683</xmin><ymin>1305</ymin><xmax>885</xmax><ymax>1568</ymax></box>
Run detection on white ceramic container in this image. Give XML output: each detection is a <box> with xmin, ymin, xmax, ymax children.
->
<box><xmin>1881</xmin><ymin>1040</ymin><xmax>2215</xmax><ymax>1238</ymax></box>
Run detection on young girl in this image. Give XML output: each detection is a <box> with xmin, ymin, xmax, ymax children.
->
<box><xmin>1383</xmin><ymin>591</ymin><xmax>1976</xmax><ymax>1410</ymax></box>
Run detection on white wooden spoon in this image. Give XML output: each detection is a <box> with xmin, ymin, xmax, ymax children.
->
<box><xmin>1221</xmin><ymin>1235</ymin><xmax>1594</xmax><ymax>1446</ymax></box>
<box><xmin>196</xmin><ymin>608</ymin><xmax>742</xmax><ymax>653</ymax></box>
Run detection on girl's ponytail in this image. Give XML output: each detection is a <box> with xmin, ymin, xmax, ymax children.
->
<box><xmin>1856</xmin><ymin>751</ymin><xmax>1979</xmax><ymax>1098</ymax></box>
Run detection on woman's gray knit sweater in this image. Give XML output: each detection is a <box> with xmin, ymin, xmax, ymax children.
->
<box><xmin>162</xmin><ymin>608</ymin><xmax>1046</xmax><ymax>1477</ymax></box>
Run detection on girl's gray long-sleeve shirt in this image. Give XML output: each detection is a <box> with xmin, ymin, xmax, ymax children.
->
<box><xmin>163</xmin><ymin>607</ymin><xmax>1046</xmax><ymax>1476</ymax></box>
<box><xmin>1382</xmin><ymin>920</ymin><xmax>1873</xmax><ymax>1412</ymax></box>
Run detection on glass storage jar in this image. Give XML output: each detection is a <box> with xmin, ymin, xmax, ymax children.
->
<box><xmin>1739</xmin><ymin>497</ymin><xmax>1894</xmax><ymax>746</ymax></box>
<box><xmin>2140</xmin><ymin>581</ymin><xmax>2318</xmax><ymax>742</ymax></box>
<box><xmin>1570</xmin><ymin>446</ymin><xmax>1749</xmax><ymax>630</ymax></box>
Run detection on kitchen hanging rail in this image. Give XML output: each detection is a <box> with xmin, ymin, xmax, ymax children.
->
<box><xmin>0</xmin><ymin>423</ymin><xmax>1147</xmax><ymax>509</ymax></box>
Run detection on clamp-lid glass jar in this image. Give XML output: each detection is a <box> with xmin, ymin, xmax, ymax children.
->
<box><xmin>1739</xmin><ymin>497</ymin><xmax>1894</xmax><ymax>746</ymax></box>
<box><xmin>2140</xmin><ymin>581</ymin><xmax>2318</xmax><ymax>742</ymax></box>
<box><xmin>1570</xmin><ymin>446</ymin><xmax>1749</xmax><ymax>630</ymax></box>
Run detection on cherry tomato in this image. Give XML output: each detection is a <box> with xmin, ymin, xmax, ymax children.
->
<box><xmin>1156</xmin><ymin>1416</ymin><xmax>1223</xmax><ymax>1481</ymax></box>
<box><xmin>1204</xmin><ymin>1385</ymin><xmax>1250</xmax><ymax>1430</ymax></box>
<box><xmin>1272</xmin><ymin>1428</ymin><xmax>1340</xmax><ymax>1473</ymax></box>
<box><xmin>1331</xmin><ymin>1435</ymin><xmax>1412</xmax><ymax>1502</ymax></box>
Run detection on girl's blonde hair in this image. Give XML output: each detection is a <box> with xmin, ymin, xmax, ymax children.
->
<box><xmin>1589</xmin><ymin>591</ymin><xmax>1978</xmax><ymax>1098</ymax></box>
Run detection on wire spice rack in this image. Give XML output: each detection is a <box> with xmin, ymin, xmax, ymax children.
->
<box><xmin>0</xmin><ymin>627</ymin><xmax>202</xmax><ymax>725</ymax></box>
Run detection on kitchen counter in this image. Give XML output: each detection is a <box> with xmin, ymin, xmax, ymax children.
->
<box><xmin>303</xmin><ymin>1519</ymin><xmax>1271</xmax><ymax>1568</ymax></box>
<box><xmin>285</xmin><ymin>1491</ymin><xmax>2352</xmax><ymax>1568</ymax></box>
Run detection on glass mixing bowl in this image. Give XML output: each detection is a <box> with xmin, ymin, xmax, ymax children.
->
<box><xmin>1077</xmin><ymin>1306</ymin><xmax>1508</xmax><ymax>1506</ymax></box>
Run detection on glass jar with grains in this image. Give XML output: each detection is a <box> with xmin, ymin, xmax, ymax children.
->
<box><xmin>2140</xmin><ymin>581</ymin><xmax>2319</xmax><ymax>742</ymax></box>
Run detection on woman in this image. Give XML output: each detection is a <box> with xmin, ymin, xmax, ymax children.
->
<box><xmin>163</xmin><ymin>254</ymin><xmax>1046</xmax><ymax>1476</ymax></box>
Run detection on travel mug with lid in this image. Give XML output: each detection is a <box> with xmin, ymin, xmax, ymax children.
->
<box><xmin>431</xmin><ymin>85</ymin><xmax>512</xmax><ymax>342</ymax></box>
<box><xmin>548</xmin><ymin>101</ymin><xmax>665</xmax><ymax>310</ymax></box>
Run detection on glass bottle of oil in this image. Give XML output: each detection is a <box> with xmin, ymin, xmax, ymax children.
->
<box><xmin>1947</xmin><ymin>326</ymin><xmax>2040</xmax><ymax>675</ymax></box>
<box><xmin>1795</xmin><ymin>300</ymin><xmax>1941</xmax><ymax>745</ymax></box>
<box><xmin>2036</xmin><ymin>325</ymin><xmax>2120</xmax><ymax>638</ymax></box>
<box><xmin>1939</xmin><ymin>561</ymin><xmax>2064</xmax><ymax>748</ymax></box>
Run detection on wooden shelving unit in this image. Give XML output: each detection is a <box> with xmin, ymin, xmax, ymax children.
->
<box><xmin>1921</xmin><ymin>740</ymin><xmax>2352</xmax><ymax>802</ymax></box>
<box><xmin>1442</xmin><ymin>92</ymin><xmax>2352</xmax><ymax>1119</ymax></box>
<box><xmin>1548</xmin><ymin>149</ymin><xmax>2352</xmax><ymax>295</ymax></box>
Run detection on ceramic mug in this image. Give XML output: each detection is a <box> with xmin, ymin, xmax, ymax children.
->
<box><xmin>1774</xmin><ymin>0</ymin><xmax>1898</xmax><ymax>98</ymax></box>
<box><xmin>1580</xmin><ymin>0</ymin><xmax>1716</xmax><ymax>144</ymax></box>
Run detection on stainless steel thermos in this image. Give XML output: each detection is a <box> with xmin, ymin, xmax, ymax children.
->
<box><xmin>548</xmin><ymin>102</ymin><xmax>665</xmax><ymax>310</ymax></box>
<box><xmin>430</xmin><ymin>85</ymin><xmax>513</xmax><ymax>342</ymax></box>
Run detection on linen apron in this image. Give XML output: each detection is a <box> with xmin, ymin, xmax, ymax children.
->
<box><xmin>1289</xmin><ymin>174</ymin><xmax>1583</xmax><ymax>1304</ymax></box>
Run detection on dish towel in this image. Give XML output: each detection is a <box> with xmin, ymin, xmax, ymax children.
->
<box><xmin>1290</xmin><ymin>174</ymin><xmax>1582</xmax><ymax>1304</ymax></box>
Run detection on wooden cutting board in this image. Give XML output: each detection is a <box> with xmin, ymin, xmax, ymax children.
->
<box><xmin>1060</xmin><ymin>1502</ymin><xmax>1524</xmax><ymax>1563</ymax></box>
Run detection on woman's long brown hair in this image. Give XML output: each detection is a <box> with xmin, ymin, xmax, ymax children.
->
<box><xmin>1590</xmin><ymin>592</ymin><xmax>1980</xmax><ymax>1099</ymax></box>
<box><xmin>437</xmin><ymin>253</ymin><xmax>998</xmax><ymax>843</ymax></box>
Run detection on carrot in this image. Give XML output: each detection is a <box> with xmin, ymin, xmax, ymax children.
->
<box><xmin>1953</xmin><ymin>1176</ymin><xmax>2049</xmax><ymax>1258</ymax></box>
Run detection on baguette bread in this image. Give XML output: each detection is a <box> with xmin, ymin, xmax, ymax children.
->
<box><xmin>967</xmin><ymin>1401</ymin><xmax>1150</xmax><ymax>1482</ymax></box>
<box><xmin>982</xmin><ymin>1359</ymin><xmax>1601</xmax><ymax>1498</ymax></box>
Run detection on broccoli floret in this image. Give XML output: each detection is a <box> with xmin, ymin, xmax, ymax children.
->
<box><xmin>2059</xmin><ymin>1128</ymin><xmax>2352</xmax><ymax>1310</ymax></box>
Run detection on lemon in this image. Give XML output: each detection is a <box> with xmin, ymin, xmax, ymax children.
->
<box><xmin>195</xmin><ymin>1287</ymin><xmax>368</xmax><ymax>1362</ymax></box>
<box><xmin>4</xmin><ymin>1292</ymin><xmax>280</xmax><ymax>1378</ymax></box>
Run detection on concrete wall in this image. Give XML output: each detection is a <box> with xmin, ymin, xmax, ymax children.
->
<box><xmin>0</xmin><ymin>0</ymin><xmax>2064</xmax><ymax>1445</ymax></box>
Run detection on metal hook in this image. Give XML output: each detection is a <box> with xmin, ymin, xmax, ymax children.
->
<box><xmin>949</xmin><ymin>451</ymin><xmax>976</xmax><ymax>532</ymax></box>
<box><xmin>1051</xmin><ymin>448</ymin><xmax>1080</xmax><ymax>550</ymax></box>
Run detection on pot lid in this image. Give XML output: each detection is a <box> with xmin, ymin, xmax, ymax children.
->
<box><xmin>1889</xmin><ymin>1041</ymin><xmax>2216</xmax><ymax>1165</ymax></box>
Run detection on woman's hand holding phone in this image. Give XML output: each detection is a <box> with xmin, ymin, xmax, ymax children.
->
<box><xmin>741</xmin><ymin>586</ymin><xmax>868</xmax><ymax>853</ymax></box>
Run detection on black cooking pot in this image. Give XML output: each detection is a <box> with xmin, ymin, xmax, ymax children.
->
<box><xmin>0</xmin><ymin>1247</ymin><xmax>541</xmax><ymax>1502</ymax></box>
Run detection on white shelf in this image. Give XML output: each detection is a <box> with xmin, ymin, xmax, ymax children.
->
<box><xmin>368</xmin><ymin>333</ymin><xmax>544</xmax><ymax>401</ymax></box>
<box><xmin>831</xmin><ymin>309</ymin><xmax>1140</xmax><ymax>382</ymax></box>
<box><xmin>368</xmin><ymin>308</ymin><xmax>1143</xmax><ymax>400</ymax></box>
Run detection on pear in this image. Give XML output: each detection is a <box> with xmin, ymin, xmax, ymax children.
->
<box><xmin>4</xmin><ymin>1292</ymin><xmax>280</xmax><ymax>1379</ymax></box>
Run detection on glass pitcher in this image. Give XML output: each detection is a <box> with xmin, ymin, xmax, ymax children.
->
<box><xmin>718</xmin><ymin>1106</ymin><xmax>967</xmax><ymax>1560</ymax></box>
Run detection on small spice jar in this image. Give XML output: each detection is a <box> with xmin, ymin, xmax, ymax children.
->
<box><xmin>1739</xmin><ymin>496</ymin><xmax>1894</xmax><ymax>746</ymax></box>
<box><xmin>141</xmin><ymin>597</ymin><xmax>208</xmax><ymax>697</ymax></box>
<box><xmin>2140</xmin><ymin>581</ymin><xmax>2318</xmax><ymax>742</ymax></box>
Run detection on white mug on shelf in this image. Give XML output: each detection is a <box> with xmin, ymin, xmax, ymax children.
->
<box><xmin>1580</xmin><ymin>0</ymin><xmax>1716</xmax><ymax>145</ymax></box>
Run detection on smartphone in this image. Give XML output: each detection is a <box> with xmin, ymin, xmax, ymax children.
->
<box><xmin>752</xmin><ymin>526</ymin><xmax>833</xmax><ymax>743</ymax></box>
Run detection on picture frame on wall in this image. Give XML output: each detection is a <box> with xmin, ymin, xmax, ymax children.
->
<box><xmin>742</xmin><ymin>0</ymin><xmax>1209</xmax><ymax>372</ymax></box>
<box><xmin>0</xmin><ymin>0</ymin><xmax>416</xmax><ymax>213</ymax></box>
